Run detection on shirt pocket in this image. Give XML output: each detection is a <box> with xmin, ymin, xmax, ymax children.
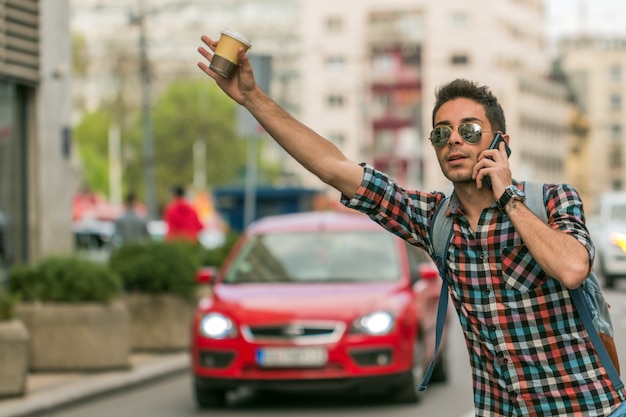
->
<box><xmin>500</xmin><ymin>245</ymin><xmax>547</xmax><ymax>293</ymax></box>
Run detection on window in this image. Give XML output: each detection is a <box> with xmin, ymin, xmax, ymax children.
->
<box><xmin>610</xmin><ymin>94</ymin><xmax>622</xmax><ymax>111</ymax></box>
<box><xmin>611</xmin><ymin>124</ymin><xmax>622</xmax><ymax>142</ymax></box>
<box><xmin>609</xmin><ymin>144</ymin><xmax>622</xmax><ymax>168</ymax></box>
<box><xmin>612</xmin><ymin>179</ymin><xmax>623</xmax><ymax>190</ymax></box>
<box><xmin>450</xmin><ymin>54</ymin><xmax>469</xmax><ymax>65</ymax></box>
<box><xmin>0</xmin><ymin>81</ymin><xmax>29</xmax><ymax>268</ymax></box>
<box><xmin>609</xmin><ymin>64</ymin><xmax>622</xmax><ymax>82</ymax></box>
<box><xmin>324</xmin><ymin>56</ymin><xmax>345</xmax><ymax>72</ymax></box>
<box><xmin>225</xmin><ymin>231</ymin><xmax>400</xmax><ymax>283</ymax></box>
<box><xmin>450</xmin><ymin>12</ymin><xmax>469</xmax><ymax>28</ymax></box>
<box><xmin>326</xmin><ymin>94</ymin><xmax>345</xmax><ymax>108</ymax></box>
<box><xmin>325</xmin><ymin>16</ymin><xmax>343</xmax><ymax>33</ymax></box>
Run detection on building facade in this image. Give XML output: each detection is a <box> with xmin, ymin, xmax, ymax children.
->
<box><xmin>559</xmin><ymin>37</ymin><xmax>626</xmax><ymax>209</ymax></box>
<box><xmin>0</xmin><ymin>0</ymin><xmax>73</xmax><ymax>279</ymax></box>
<box><xmin>70</xmin><ymin>0</ymin><xmax>571</xmax><ymax>199</ymax></box>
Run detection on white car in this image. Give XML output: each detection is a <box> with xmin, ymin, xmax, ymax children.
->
<box><xmin>588</xmin><ymin>192</ymin><xmax>626</xmax><ymax>288</ymax></box>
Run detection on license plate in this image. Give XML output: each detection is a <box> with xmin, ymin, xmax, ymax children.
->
<box><xmin>256</xmin><ymin>347</ymin><xmax>328</xmax><ymax>368</ymax></box>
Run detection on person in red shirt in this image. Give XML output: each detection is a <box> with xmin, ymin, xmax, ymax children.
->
<box><xmin>163</xmin><ymin>185</ymin><xmax>204</xmax><ymax>242</ymax></box>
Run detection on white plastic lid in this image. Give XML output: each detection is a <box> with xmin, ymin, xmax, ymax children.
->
<box><xmin>221</xmin><ymin>28</ymin><xmax>252</xmax><ymax>48</ymax></box>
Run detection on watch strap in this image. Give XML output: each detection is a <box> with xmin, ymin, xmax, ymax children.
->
<box><xmin>497</xmin><ymin>185</ymin><xmax>524</xmax><ymax>211</ymax></box>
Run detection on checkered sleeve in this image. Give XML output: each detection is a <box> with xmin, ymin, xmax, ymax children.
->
<box><xmin>544</xmin><ymin>183</ymin><xmax>595</xmax><ymax>264</ymax></box>
<box><xmin>340</xmin><ymin>163</ymin><xmax>443</xmax><ymax>251</ymax></box>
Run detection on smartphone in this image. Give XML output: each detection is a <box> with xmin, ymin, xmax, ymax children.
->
<box><xmin>482</xmin><ymin>133</ymin><xmax>511</xmax><ymax>188</ymax></box>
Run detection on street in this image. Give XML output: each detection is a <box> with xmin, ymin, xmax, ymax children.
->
<box><xmin>44</xmin><ymin>286</ymin><xmax>626</xmax><ymax>417</ymax></box>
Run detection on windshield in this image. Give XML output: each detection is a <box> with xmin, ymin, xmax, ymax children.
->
<box><xmin>223</xmin><ymin>230</ymin><xmax>400</xmax><ymax>284</ymax></box>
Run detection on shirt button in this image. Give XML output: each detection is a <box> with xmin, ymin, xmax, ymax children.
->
<box><xmin>490</xmin><ymin>325</ymin><xmax>497</xmax><ymax>332</ymax></box>
<box><xmin>484</xmin><ymin>289</ymin><xmax>491</xmax><ymax>296</ymax></box>
<box><xmin>479</xmin><ymin>253</ymin><xmax>488</xmax><ymax>260</ymax></box>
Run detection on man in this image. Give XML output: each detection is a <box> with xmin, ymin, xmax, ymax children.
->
<box><xmin>163</xmin><ymin>185</ymin><xmax>204</xmax><ymax>242</ymax></box>
<box><xmin>197</xmin><ymin>36</ymin><xmax>625</xmax><ymax>416</ymax></box>
<box><xmin>113</xmin><ymin>192</ymin><xmax>150</xmax><ymax>245</ymax></box>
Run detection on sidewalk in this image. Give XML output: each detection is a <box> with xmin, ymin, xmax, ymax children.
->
<box><xmin>0</xmin><ymin>352</ymin><xmax>189</xmax><ymax>417</ymax></box>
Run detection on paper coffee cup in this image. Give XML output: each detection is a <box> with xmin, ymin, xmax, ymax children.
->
<box><xmin>209</xmin><ymin>29</ymin><xmax>252</xmax><ymax>78</ymax></box>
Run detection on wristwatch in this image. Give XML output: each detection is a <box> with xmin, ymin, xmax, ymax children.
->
<box><xmin>497</xmin><ymin>185</ymin><xmax>526</xmax><ymax>212</ymax></box>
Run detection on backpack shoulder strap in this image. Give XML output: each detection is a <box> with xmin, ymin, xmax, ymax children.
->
<box><xmin>419</xmin><ymin>197</ymin><xmax>453</xmax><ymax>392</ymax></box>
<box><xmin>522</xmin><ymin>181</ymin><xmax>548</xmax><ymax>223</ymax></box>
<box><xmin>431</xmin><ymin>197</ymin><xmax>453</xmax><ymax>267</ymax></box>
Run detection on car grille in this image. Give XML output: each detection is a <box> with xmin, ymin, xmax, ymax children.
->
<box><xmin>242</xmin><ymin>321</ymin><xmax>345</xmax><ymax>345</ymax></box>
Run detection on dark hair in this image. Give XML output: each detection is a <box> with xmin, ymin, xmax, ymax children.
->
<box><xmin>172</xmin><ymin>185</ymin><xmax>185</xmax><ymax>198</ymax></box>
<box><xmin>431</xmin><ymin>79</ymin><xmax>506</xmax><ymax>133</ymax></box>
<box><xmin>124</xmin><ymin>192</ymin><xmax>136</xmax><ymax>205</ymax></box>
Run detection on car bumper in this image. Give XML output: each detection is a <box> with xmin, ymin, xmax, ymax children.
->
<box><xmin>191</xmin><ymin>331</ymin><xmax>417</xmax><ymax>392</ymax></box>
<box><xmin>193</xmin><ymin>370</ymin><xmax>411</xmax><ymax>394</ymax></box>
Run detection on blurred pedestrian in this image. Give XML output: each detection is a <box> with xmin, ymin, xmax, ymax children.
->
<box><xmin>113</xmin><ymin>192</ymin><xmax>150</xmax><ymax>245</ymax></box>
<box><xmin>163</xmin><ymin>185</ymin><xmax>203</xmax><ymax>242</ymax></box>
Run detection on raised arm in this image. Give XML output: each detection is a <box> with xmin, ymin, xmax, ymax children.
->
<box><xmin>197</xmin><ymin>35</ymin><xmax>364</xmax><ymax>198</ymax></box>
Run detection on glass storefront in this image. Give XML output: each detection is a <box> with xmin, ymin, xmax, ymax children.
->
<box><xmin>0</xmin><ymin>81</ymin><xmax>28</xmax><ymax>283</ymax></box>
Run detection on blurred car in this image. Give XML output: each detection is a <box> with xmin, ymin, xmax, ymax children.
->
<box><xmin>588</xmin><ymin>192</ymin><xmax>626</xmax><ymax>288</ymax></box>
<box><xmin>190</xmin><ymin>211</ymin><xmax>448</xmax><ymax>408</ymax></box>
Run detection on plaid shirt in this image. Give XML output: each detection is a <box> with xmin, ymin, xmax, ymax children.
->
<box><xmin>342</xmin><ymin>164</ymin><xmax>624</xmax><ymax>416</ymax></box>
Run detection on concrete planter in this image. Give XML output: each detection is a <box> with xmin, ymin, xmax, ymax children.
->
<box><xmin>124</xmin><ymin>293</ymin><xmax>196</xmax><ymax>352</ymax></box>
<box><xmin>15</xmin><ymin>301</ymin><xmax>131</xmax><ymax>372</ymax></box>
<box><xmin>0</xmin><ymin>320</ymin><xmax>29</xmax><ymax>397</ymax></box>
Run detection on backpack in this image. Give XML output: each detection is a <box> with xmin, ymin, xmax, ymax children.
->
<box><xmin>418</xmin><ymin>181</ymin><xmax>623</xmax><ymax>397</ymax></box>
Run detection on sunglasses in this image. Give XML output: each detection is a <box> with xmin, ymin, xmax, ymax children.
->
<box><xmin>429</xmin><ymin>123</ymin><xmax>494</xmax><ymax>148</ymax></box>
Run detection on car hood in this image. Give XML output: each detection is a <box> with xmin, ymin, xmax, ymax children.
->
<box><xmin>209</xmin><ymin>282</ymin><xmax>409</xmax><ymax>323</ymax></box>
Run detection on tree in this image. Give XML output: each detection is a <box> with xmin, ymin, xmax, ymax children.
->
<box><xmin>121</xmin><ymin>79</ymin><xmax>250</xmax><ymax>210</ymax></box>
<box><xmin>73</xmin><ymin>78</ymin><xmax>279</xmax><ymax>214</ymax></box>
<box><xmin>73</xmin><ymin>110</ymin><xmax>113</xmax><ymax>196</ymax></box>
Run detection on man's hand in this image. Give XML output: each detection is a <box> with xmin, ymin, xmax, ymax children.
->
<box><xmin>473</xmin><ymin>141</ymin><xmax>512</xmax><ymax>198</ymax></box>
<box><xmin>197</xmin><ymin>35</ymin><xmax>256</xmax><ymax>105</ymax></box>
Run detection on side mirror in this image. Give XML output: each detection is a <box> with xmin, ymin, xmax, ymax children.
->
<box><xmin>417</xmin><ymin>263</ymin><xmax>439</xmax><ymax>281</ymax></box>
<box><xmin>196</xmin><ymin>267</ymin><xmax>218</xmax><ymax>285</ymax></box>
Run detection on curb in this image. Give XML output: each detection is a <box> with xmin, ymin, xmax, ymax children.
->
<box><xmin>0</xmin><ymin>353</ymin><xmax>189</xmax><ymax>417</ymax></box>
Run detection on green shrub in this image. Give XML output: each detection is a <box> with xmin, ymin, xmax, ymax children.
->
<box><xmin>108</xmin><ymin>240</ymin><xmax>201</xmax><ymax>298</ymax></box>
<box><xmin>7</xmin><ymin>256</ymin><xmax>122</xmax><ymax>304</ymax></box>
<box><xmin>0</xmin><ymin>290</ymin><xmax>15</xmax><ymax>320</ymax></box>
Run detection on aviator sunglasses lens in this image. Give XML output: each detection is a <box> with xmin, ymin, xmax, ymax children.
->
<box><xmin>430</xmin><ymin>123</ymin><xmax>483</xmax><ymax>147</ymax></box>
<box><xmin>431</xmin><ymin>127</ymin><xmax>452</xmax><ymax>147</ymax></box>
<box><xmin>458</xmin><ymin>123</ymin><xmax>482</xmax><ymax>143</ymax></box>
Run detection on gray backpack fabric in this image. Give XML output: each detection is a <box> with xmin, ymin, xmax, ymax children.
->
<box><xmin>419</xmin><ymin>181</ymin><xmax>623</xmax><ymax>396</ymax></box>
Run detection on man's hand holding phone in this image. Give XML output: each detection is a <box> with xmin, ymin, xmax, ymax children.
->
<box><xmin>478</xmin><ymin>133</ymin><xmax>511</xmax><ymax>189</ymax></box>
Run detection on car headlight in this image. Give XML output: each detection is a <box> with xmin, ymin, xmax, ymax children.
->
<box><xmin>351</xmin><ymin>311</ymin><xmax>394</xmax><ymax>335</ymax></box>
<box><xmin>199</xmin><ymin>312</ymin><xmax>237</xmax><ymax>339</ymax></box>
<box><xmin>609</xmin><ymin>232</ymin><xmax>626</xmax><ymax>253</ymax></box>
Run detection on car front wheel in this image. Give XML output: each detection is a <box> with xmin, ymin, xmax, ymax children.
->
<box><xmin>393</xmin><ymin>337</ymin><xmax>424</xmax><ymax>403</ymax></box>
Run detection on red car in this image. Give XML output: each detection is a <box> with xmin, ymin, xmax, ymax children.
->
<box><xmin>191</xmin><ymin>211</ymin><xmax>448</xmax><ymax>408</ymax></box>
